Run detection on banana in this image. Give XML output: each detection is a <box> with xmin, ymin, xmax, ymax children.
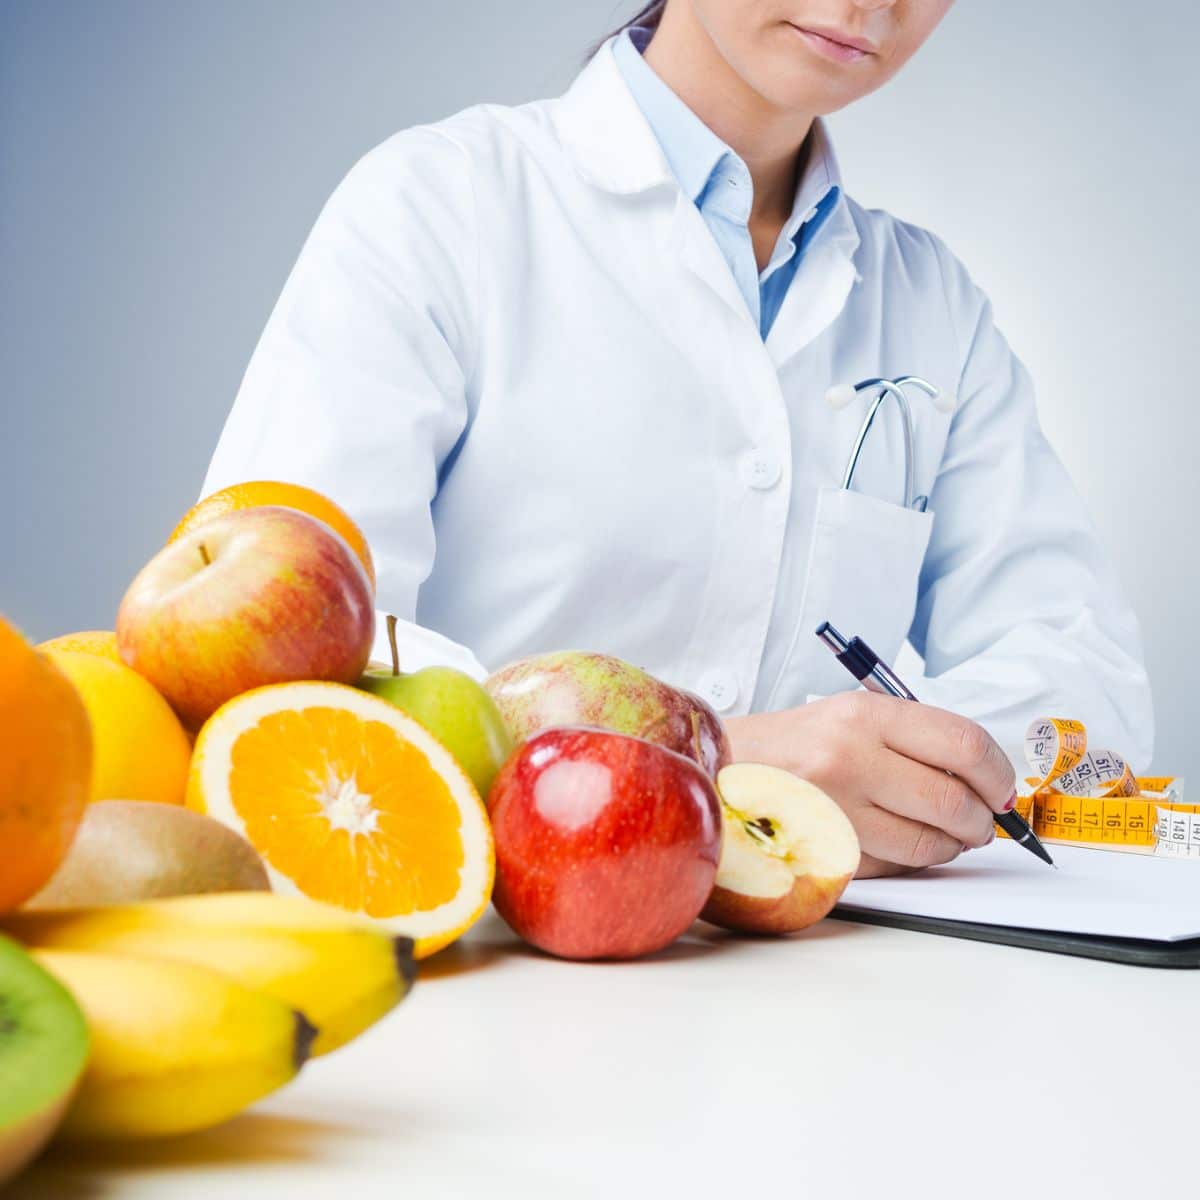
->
<box><xmin>6</xmin><ymin>892</ymin><xmax>416</xmax><ymax>1056</ymax></box>
<box><xmin>32</xmin><ymin>949</ymin><xmax>313</xmax><ymax>1140</ymax></box>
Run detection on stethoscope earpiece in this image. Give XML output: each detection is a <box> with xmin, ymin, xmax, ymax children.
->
<box><xmin>824</xmin><ymin>383</ymin><xmax>859</xmax><ymax>412</ymax></box>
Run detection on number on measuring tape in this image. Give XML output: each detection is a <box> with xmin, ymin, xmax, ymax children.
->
<box><xmin>1008</xmin><ymin>717</ymin><xmax>1190</xmax><ymax>858</ymax></box>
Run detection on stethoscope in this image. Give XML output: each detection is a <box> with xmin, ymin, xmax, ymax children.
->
<box><xmin>824</xmin><ymin>376</ymin><xmax>954</xmax><ymax>513</ymax></box>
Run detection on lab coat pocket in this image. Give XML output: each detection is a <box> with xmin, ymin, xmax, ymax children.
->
<box><xmin>767</xmin><ymin>487</ymin><xmax>935</xmax><ymax>708</ymax></box>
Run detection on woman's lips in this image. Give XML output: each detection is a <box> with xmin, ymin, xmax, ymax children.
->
<box><xmin>788</xmin><ymin>24</ymin><xmax>874</xmax><ymax>64</ymax></box>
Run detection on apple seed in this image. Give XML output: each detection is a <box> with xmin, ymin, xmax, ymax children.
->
<box><xmin>737</xmin><ymin>812</ymin><xmax>788</xmax><ymax>857</ymax></box>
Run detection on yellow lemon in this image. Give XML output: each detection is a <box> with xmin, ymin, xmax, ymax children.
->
<box><xmin>37</xmin><ymin>630</ymin><xmax>121</xmax><ymax>664</ymax></box>
<box><xmin>187</xmin><ymin>681</ymin><xmax>494</xmax><ymax>957</ymax></box>
<box><xmin>43</xmin><ymin>650</ymin><xmax>191</xmax><ymax>806</ymax></box>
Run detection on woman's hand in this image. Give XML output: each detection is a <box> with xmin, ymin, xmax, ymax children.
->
<box><xmin>723</xmin><ymin>693</ymin><xmax>1018</xmax><ymax>878</ymax></box>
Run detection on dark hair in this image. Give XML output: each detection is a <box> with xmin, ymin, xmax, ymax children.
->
<box><xmin>588</xmin><ymin>1</ymin><xmax>667</xmax><ymax>58</ymax></box>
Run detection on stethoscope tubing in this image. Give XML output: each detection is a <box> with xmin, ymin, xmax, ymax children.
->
<box><xmin>837</xmin><ymin>375</ymin><xmax>941</xmax><ymax>512</ymax></box>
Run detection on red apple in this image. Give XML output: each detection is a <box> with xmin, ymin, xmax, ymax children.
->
<box><xmin>485</xmin><ymin>651</ymin><xmax>731</xmax><ymax>778</ymax></box>
<box><xmin>489</xmin><ymin>726</ymin><xmax>723</xmax><ymax>960</ymax></box>
<box><xmin>117</xmin><ymin>506</ymin><xmax>374</xmax><ymax>728</ymax></box>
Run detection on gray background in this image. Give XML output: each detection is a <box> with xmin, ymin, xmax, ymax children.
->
<box><xmin>3</xmin><ymin>1</ymin><xmax>1196</xmax><ymax>777</ymax></box>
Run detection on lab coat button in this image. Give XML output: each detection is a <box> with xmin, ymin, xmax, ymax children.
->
<box><xmin>740</xmin><ymin>450</ymin><xmax>781</xmax><ymax>490</ymax></box>
<box><xmin>698</xmin><ymin>670</ymin><xmax>738</xmax><ymax>713</ymax></box>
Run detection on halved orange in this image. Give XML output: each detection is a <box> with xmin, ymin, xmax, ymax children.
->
<box><xmin>186</xmin><ymin>682</ymin><xmax>493</xmax><ymax>957</ymax></box>
<box><xmin>169</xmin><ymin>481</ymin><xmax>376</xmax><ymax>590</ymax></box>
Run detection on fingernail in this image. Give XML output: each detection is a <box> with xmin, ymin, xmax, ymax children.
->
<box><xmin>1003</xmin><ymin>790</ymin><xmax>1017</xmax><ymax>812</ymax></box>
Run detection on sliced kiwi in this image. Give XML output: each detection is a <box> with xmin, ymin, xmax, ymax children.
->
<box><xmin>0</xmin><ymin>936</ymin><xmax>89</xmax><ymax>1184</ymax></box>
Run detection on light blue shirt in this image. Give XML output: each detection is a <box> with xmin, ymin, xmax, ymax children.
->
<box><xmin>613</xmin><ymin>27</ymin><xmax>840</xmax><ymax>339</ymax></box>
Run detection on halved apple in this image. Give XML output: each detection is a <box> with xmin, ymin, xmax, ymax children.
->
<box><xmin>701</xmin><ymin>763</ymin><xmax>861</xmax><ymax>934</ymax></box>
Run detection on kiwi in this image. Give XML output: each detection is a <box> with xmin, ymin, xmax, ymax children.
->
<box><xmin>0</xmin><ymin>936</ymin><xmax>89</xmax><ymax>1184</ymax></box>
<box><xmin>23</xmin><ymin>800</ymin><xmax>270</xmax><ymax>910</ymax></box>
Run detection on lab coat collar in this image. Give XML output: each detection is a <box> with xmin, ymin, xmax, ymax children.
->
<box><xmin>612</xmin><ymin>26</ymin><xmax>844</xmax><ymax>236</ymax></box>
<box><xmin>552</xmin><ymin>38</ymin><xmax>676</xmax><ymax>195</ymax></box>
<box><xmin>555</xmin><ymin>37</ymin><xmax>861</xmax><ymax>360</ymax></box>
<box><xmin>612</xmin><ymin>27</ymin><xmax>732</xmax><ymax>204</ymax></box>
<box><xmin>764</xmin><ymin>196</ymin><xmax>861</xmax><ymax>366</ymax></box>
<box><xmin>555</xmin><ymin>38</ymin><xmax>849</xmax><ymax>232</ymax></box>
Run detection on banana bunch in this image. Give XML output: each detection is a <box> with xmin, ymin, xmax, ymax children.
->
<box><xmin>4</xmin><ymin>893</ymin><xmax>416</xmax><ymax>1140</ymax></box>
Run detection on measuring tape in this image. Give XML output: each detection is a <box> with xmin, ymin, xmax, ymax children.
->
<box><xmin>1000</xmin><ymin>718</ymin><xmax>1195</xmax><ymax>858</ymax></box>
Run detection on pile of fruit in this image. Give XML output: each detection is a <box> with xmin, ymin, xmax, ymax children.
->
<box><xmin>0</xmin><ymin>480</ymin><xmax>861</xmax><ymax>1186</ymax></box>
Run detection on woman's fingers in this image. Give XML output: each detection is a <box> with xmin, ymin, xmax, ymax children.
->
<box><xmin>866</xmin><ymin>694</ymin><xmax>1017</xmax><ymax>812</ymax></box>
<box><xmin>868</xmin><ymin>750</ymin><xmax>996</xmax><ymax>848</ymax></box>
<box><xmin>727</xmin><ymin>697</ymin><xmax>1008</xmax><ymax>877</ymax></box>
<box><xmin>851</xmin><ymin>803</ymin><xmax>965</xmax><ymax>871</ymax></box>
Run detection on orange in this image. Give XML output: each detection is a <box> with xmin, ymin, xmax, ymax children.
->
<box><xmin>37</xmin><ymin>630</ymin><xmax>121</xmax><ymax>664</ymax></box>
<box><xmin>187</xmin><ymin>682</ymin><xmax>493</xmax><ymax>957</ymax></box>
<box><xmin>0</xmin><ymin>618</ymin><xmax>92</xmax><ymax>910</ymax></box>
<box><xmin>170</xmin><ymin>481</ymin><xmax>375</xmax><ymax>590</ymax></box>
<box><xmin>41</xmin><ymin>650</ymin><xmax>191</xmax><ymax>806</ymax></box>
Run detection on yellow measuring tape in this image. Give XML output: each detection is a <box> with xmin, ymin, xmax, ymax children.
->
<box><xmin>999</xmin><ymin>718</ymin><xmax>1195</xmax><ymax>858</ymax></box>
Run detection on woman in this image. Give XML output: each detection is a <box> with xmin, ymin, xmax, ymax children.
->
<box><xmin>202</xmin><ymin>1</ymin><xmax>1152</xmax><ymax>876</ymax></box>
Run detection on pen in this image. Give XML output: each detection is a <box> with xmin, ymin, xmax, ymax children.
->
<box><xmin>815</xmin><ymin>621</ymin><xmax>1055</xmax><ymax>868</ymax></box>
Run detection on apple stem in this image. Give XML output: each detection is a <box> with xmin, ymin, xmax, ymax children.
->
<box><xmin>386</xmin><ymin>614</ymin><xmax>400</xmax><ymax>676</ymax></box>
<box><xmin>198</xmin><ymin>541</ymin><xmax>211</xmax><ymax>567</ymax></box>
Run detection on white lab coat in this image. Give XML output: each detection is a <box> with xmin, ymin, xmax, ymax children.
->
<box><xmin>202</xmin><ymin>39</ymin><xmax>1154</xmax><ymax>770</ymax></box>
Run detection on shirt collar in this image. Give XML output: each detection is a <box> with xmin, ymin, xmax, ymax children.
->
<box><xmin>552</xmin><ymin>32</ymin><xmax>851</xmax><ymax>262</ymax></box>
<box><xmin>611</xmin><ymin>26</ymin><xmax>844</xmax><ymax>236</ymax></box>
<box><xmin>768</xmin><ymin>120</ymin><xmax>843</xmax><ymax>274</ymax></box>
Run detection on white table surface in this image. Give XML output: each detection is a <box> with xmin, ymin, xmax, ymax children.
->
<box><xmin>14</xmin><ymin>910</ymin><xmax>1199</xmax><ymax>1200</ymax></box>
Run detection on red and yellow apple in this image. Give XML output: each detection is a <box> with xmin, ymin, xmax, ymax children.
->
<box><xmin>485</xmin><ymin>651</ymin><xmax>731</xmax><ymax>778</ymax></box>
<box><xmin>489</xmin><ymin>726</ymin><xmax>723</xmax><ymax>960</ymax></box>
<box><xmin>701</xmin><ymin>763</ymin><xmax>860</xmax><ymax>934</ymax></box>
<box><xmin>117</xmin><ymin>506</ymin><xmax>374</xmax><ymax>729</ymax></box>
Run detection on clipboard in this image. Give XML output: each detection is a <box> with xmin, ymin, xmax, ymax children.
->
<box><xmin>831</xmin><ymin>906</ymin><xmax>1200</xmax><ymax>968</ymax></box>
<box><xmin>833</xmin><ymin>838</ymin><xmax>1200</xmax><ymax>968</ymax></box>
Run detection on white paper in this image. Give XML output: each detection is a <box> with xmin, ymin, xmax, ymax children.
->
<box><xmin>838</xmin><ymin>839</ymin><xmax>1200</xmax><ymax>942</ymax></box>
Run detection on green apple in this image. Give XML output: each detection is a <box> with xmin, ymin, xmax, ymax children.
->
<box><xmin>358</xmin><ymin>616</ymin><xmax>513</xmax><ymax>801</ymax></box>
